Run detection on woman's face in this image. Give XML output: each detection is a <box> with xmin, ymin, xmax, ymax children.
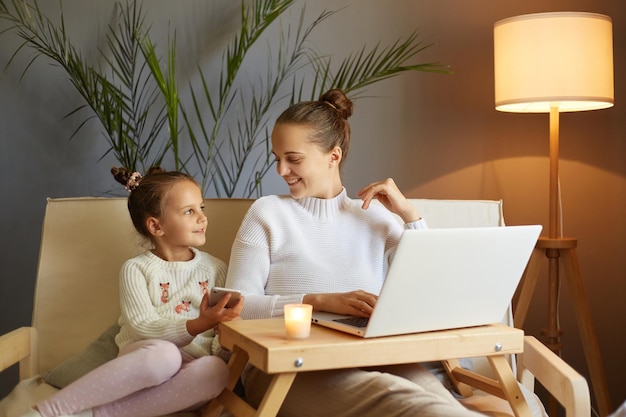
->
<box><xmin>271</xmin><ymin>123</ymin><xmax>342</xmax><ymax>199</ymax></box>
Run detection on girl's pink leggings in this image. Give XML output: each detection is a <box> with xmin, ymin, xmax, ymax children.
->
<box><xmin>37</xmin><ymin>339</ymin><xmax>229</xmax><ymax>417</ymax></box>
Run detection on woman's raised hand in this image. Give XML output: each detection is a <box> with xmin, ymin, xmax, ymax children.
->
<box><xmin>356</xmin><ymin>178</ymin><xmax>420</xmax><ymax>223</ymax></box>
<box><xmin>303</xmin><ymin>290</ymin><xmax>378</xmax><ymax>318</ymax></box>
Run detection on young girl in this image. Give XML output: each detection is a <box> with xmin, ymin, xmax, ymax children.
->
<box><xmin>22</xmin><ymin>167</ymin><xmax>243</xmax><ymax>417</ymax></box>
<box><xmin>225</xmin><ymin>89</ymin><xmax>484</xmax><ymax>417</ymax></box>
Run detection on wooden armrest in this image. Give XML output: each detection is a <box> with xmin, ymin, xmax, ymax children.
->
<box><xmin>519</xmin><ymin>336</ymin><xmax>590</xmax><ymax>417</ymax></box>
<box><xmin>0</xmin><ymin>327</ymin><xmax>39</xmax><ymax>379</ymax></box>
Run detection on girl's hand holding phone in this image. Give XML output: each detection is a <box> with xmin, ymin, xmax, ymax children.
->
<box><xmin>208</xmin><ymin>287</ymin><xmax>242</xmax><ymax>308</ymax></box>
<box><xmin>187</xmin><ymin>290</ymin><xmax>244</xmax><ymax>336</ymax></box>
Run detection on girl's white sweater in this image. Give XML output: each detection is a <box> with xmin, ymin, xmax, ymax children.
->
<box><xmin>116</xmin><ymin>247</ymin><xmax>227</xmax><ymax>358</ymax></box>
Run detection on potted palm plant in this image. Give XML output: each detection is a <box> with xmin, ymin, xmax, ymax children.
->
<box><xmin>0</xmin><ymin>0</ymin><xmax>449</xmax><ymax>197</ymax></box>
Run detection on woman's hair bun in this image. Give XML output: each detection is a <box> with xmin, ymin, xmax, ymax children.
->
<box><xmin>320</xmin><ymin>88</ymin><xmax>353</xmax><ymax>120</ymax></box>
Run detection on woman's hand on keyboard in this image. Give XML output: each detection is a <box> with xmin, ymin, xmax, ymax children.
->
<box><xmin>303</xmin><ymin>290</ymin><xmax>378</xmax><ymax>317</ymax></box>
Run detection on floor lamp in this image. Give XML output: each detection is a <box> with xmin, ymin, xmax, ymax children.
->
<box><xmin>493</xmin><ymin>12</ymin><xmax>614</xmax><ymax>417</ymax></box>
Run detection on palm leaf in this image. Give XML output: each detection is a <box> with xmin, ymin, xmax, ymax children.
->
<box><xmin>307</xmin><ymin>31</ymin><xmax>450</xmax><ymax>100</ymax></box>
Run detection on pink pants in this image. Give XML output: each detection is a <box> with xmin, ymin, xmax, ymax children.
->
<box><xmin>37</xmin><ymin>339</ymin><xmax>229</xmax><ymax>417</ymax></box>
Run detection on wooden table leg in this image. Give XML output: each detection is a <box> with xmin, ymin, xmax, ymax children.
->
<box><xmin>488</xmin><ymin>355</ymin><xmax>532</xmax><ymax>417</ymax></box>
<box><xmin>203</xmin><ymin>345</ymin><xmax>297</xmax><ymax>417</ymax></box>
<box><xmin>443</xmin><ymin>359</ymin><xmax>474</xmax><ymax>397</ymax></box>
<box><xmin>202</xmin><ymin>346</ymin><xmax>250</xmax><ymax>417</ymax></box>
<box><xmin>254</xmin><ymin>372</ymin><xmax>298</xmax><ymax>417</ymax></box>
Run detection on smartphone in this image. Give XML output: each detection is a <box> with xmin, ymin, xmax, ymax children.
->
<box><xmin>208</xmin><ymin>287</ymin><xmax>242</xmax><ymax>308</ymax></box>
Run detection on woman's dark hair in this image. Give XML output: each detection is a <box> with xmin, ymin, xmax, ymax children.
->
<box><xmin>276</xmin><ymin>88</ymin><xmax>354</xmax><ymax>167</ymax></box>
<box><xmin>111</xmin><ymin>167</ymin><xmax>198</xmax><ymax>240</ymax></box>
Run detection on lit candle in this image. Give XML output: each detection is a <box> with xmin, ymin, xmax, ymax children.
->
<box><xmin>284</xmin><ymin>304</ymin><xmax>313</xmax><ymax>339</ymax></box>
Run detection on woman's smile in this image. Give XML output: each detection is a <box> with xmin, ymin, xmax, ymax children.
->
<box><xmin>286</xmin><ymin>177</ymin><xmax>301</xmax><ymax>186</ymax></box>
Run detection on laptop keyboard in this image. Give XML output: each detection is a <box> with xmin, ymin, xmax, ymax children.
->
<box><xmin>333</xmin><ymin>316</ymin><xmax>369</xmax><ymax>328</ymax></box>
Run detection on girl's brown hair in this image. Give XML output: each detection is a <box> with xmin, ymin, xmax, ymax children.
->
<box><xmin>111</xmin><ymin>167</ymin><xmax>198</xmax><ymax>240</ymax></box>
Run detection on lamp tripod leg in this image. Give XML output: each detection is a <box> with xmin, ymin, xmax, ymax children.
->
<box><xmin>560</xmin><ymin>248</ymin><xmax>612</xmax><ymax>417</ymax></box>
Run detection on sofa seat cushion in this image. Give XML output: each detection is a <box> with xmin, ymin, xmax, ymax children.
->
<box><xmin>0</xmin><ymin>377</ymin><xmax>57</xmax><ymax>417</ymax></box>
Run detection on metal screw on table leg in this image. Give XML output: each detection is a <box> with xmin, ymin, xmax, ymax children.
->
<box><xmin>294</xmin><ymin>358</ymin><xmax>303</xmax><ymax>367</ymax></box>
<box><xmin>494</xmin><ymin>343</ymin><xmax>502</xmax><ymax>352</ymax></box>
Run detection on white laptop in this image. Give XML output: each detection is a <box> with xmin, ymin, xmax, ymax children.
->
<box><xmin>311</xmin><ymin>225</ymin><xmax>542</xmax><ymax>338</ymax></box>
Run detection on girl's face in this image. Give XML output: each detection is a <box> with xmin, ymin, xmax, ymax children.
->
<box><xmin>271</xmin><ymin>123</ymin><xmax>342</xmax><ymax>199</ymax></box>
<box><xmin>150</xmin><ymin>180</ymin><xmax>207</xmax><ymax>260</ymax></box>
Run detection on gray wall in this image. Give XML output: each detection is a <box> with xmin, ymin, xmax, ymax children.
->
<box><xmin>2</xmin><ymin>0</ymin><xmax>625</xmax><ymax>413</ymax></box>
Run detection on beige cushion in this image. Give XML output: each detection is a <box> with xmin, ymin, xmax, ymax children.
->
<box><xmin>390</xmin><ymin>198</ymin><xmax>505</xmax><ymax>228</ymax></box>
<box><xmin>32</xmin><ymin>198</ymin><xmax>137</xmax><ymax>374</ymax></box>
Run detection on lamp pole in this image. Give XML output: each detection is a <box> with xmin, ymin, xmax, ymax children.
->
<box><xmin>548</xmin><ymin>106</ymin><xmax>560</xmax><ymax>240</ymax></box>
<box><xmin>542</xmin><ymin>106</ymin><xmax>563</xmax><ymax>357</ymax></box>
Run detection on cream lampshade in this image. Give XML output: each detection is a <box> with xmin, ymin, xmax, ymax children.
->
<box><xmin>495</xmin><ymin>12</ymin><xmax>614</xmax><ymax>114</ymax></box>
<box><xmin>493</xmin><ymin>11</ymin><xmax>614</xmax><ymax>417</ymax></box>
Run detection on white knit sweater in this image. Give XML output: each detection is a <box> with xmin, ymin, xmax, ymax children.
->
<box><xmin>226</xmin><ymin>188</ymin><xmax>427</xmax><ymax>319</ymax></box>
<box><xmin>115</xmin><ymin>247</ymin><xmax>227</xmax><ymax>358</ymax></box>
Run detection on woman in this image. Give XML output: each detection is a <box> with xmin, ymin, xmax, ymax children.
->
<box><xmin>225</xmin><ymin>89</ymin><xmax>483</xmax><ymax>417</ymax></box>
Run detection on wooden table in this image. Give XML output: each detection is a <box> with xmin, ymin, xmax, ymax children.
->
<box><xmin>203</xmin><ymin>319</ymin><xmax>532</xmax><ymax>417</ymax></box>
